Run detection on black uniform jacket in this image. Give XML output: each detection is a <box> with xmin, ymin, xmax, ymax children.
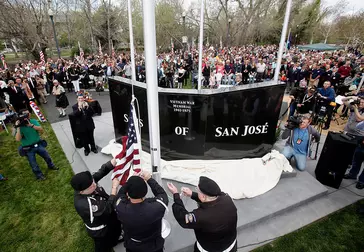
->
<box><xmin>73</xmin><ymin>161</ymin><xmax>119</xmax><ymax>238</ymax></box>
<box><xmin>115</xmin><ymin>178</ymin><xmax>169</xmax><ymax>252</ymax></box>
<box><xmin>172</xmin><ymin>192</ymin><xmax>238</xmax><ymax>252</ymax></box>
<box><xmin>72</xmin><ymin>103</ymin><xmax>95</xmax><ymax>132</ymax></box>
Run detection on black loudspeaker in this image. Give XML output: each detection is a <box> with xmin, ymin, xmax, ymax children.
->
<box><xmin>68</xmin><ymin>113</ymin><xmax>83</xmax><ymax>149</ymax></box>
<box><xmin>315</xmin><ymin>131</ymin><xmax>357</xmax><ymax>188</ymax></box>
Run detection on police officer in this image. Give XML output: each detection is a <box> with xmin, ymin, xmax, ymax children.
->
<box><xmin>167</xmin><ymin>176</ymin><xmax>238</xmax><ymax>252</ymax></box>
<box><xmin>71</xmin><ymin>159</ymin><xmax>123</xmax><ymax>252</ymax></box>
<box><xmin>115</xmin><ymin>171</ymin><xmax>169</xmax><ymax>252</ymax></box>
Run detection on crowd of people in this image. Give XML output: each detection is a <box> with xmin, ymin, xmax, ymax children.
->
<box><xmin>2</xmin><ymin>44</ymin><xmax>364</xmax><ymax>252</ymax></box>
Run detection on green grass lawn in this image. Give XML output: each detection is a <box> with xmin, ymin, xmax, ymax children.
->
<box><xmin>0</xmin><ymin>120</ymin><xmax>92</xmax><ymax>252</ymax></box>
<box><xmin>254</xmin><ymin>199</ymin><xmax>364</xmax><ymax>252</ymax></box>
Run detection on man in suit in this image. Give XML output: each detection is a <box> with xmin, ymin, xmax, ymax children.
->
<box><xmin>3</xmin><ymin>80</ymin><xmax>27</xmax><ymax>113</ymax></box>
<box><xmin>72</xmin><ymin>94</ymin><xmax>97</xmax><ymax>156</ymax></box>
<box><xmin>241</xmin><ymin>60</ymin><xmax>251</xmax><ymax>84</ymax></box>
<box><xmin>287</xmin><ymin>63</ymin><xmax>301</xmax><ymax>91</ymax></box>
<box><xmin>25</xmin><ymin>72</ymin><xmax>40</xmax><ymax>104</ymax></box>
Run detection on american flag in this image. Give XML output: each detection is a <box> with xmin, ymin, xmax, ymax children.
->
<box><xmin>0</xmin><ymin>54</ymin><xmax>7</xmax><ymax>69</ymax></box>
<box><xmin>39</xmin><ymin>50</ymin><xmax>45</xmax><ymax>65</ymax></box>
<box><xmin>111</xmin><ymin>101</ymin><xmax>141</xmax><ymax>185</ymax></box>
<box><xmin>98</xmin><ymin>40</ymin><xmax>103</xmax><ymax>56</ymax></box>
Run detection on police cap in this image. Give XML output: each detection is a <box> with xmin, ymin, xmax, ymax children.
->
<box><xmin>71</xmin><ymin>171</ymin><xmax>93</xmax><ymax>191</ymax></box>
<box><xmin>198</xmin><ymin>176</ymin><xmax>221</xmax><ymax>197</ymax></box>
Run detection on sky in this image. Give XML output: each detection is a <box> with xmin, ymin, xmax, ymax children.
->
<box><xmin>325</xmin><ymin>0</ymin><xmax>364</xmax><ymax>14</ymax></box>
<box><xmin>183</xmin><ymin>0</ymin><xmax>364</xmax><ymax>14</ymax></box>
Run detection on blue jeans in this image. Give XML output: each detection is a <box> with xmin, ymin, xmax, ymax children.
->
<box><xmin>282</xmin><ymin>145</ymin><xmax>307</xmax><ymax>171</ymax></box>
<box><xmin>26</xmin><ymin>145</ymin><xmax>54</xmax><ymax>178</ymax></box>
<box><xmin>349</xmin><ymin>146</ymin><xmax>364</xmax><ymax>183</ymax></box>
<box><xmin>289</xmin><ymin>102</ymin><xmax>297</xmax><ymax>118</ymax></box>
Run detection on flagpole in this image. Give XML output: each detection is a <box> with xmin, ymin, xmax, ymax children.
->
<box><xmin>197</xmin><ymin>0</ymin><xmax>205</xmax><ymax>91</ymax></box>
<box><xmin>142</xmin><ymin>0</ymin><xmax>161</xmax><ymax>177</ymax></box>
<box><xmin>128</xmin><ymin>0</ymin><xmax>137</xmax><ymax>85</ymax></box>
<box><xmin>274</xmin><ymin>0</ymin><xmax>292</xmax><ymax>82</ymax></box>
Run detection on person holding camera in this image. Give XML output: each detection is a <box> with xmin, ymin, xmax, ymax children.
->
<box><xmin>296</xmin><ymin>87</ymin><xmax>316</xmax><ymax>115</ymax></box>
<box><xmin>71</xmin><ymin>159</ymin><xmax>123</xmax><ymax>252</ymax></box>
<box><xmin>317</xmin><ymin>81</ymin><xmax>335</xmax><ymax>130</ymax></box>
<box><xmin>281</xmin><ymin>115</ymin><xmax>320</xmax><ymax>171</ymax></box>
<box><xmin>288</xmin><ymin>81</ymin><xmax>307</xmax><ymax>117</ymax></box>
<box><xmin>342</xmin><ymin>96</ymin><xmax>364</xmax><ymax>137</ymax></box>
<box><xmin>72</xmin><ymin>94</ymin><xmax>97</xmax><ymax>156</ymax></box>
<box><xmin>14</xmin><ymin>109</ymin><xmax>58</xmax><ymax>180</ymax></box>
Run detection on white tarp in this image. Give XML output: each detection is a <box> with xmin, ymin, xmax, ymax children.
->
<box><xmin>102</xmin><ymin>140</ymin><xmax>293</xmax><ymax>199</ymax></box>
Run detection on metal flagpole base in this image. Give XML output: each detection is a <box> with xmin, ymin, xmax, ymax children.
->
<box><xmin>161</xmin><ymin>218</ymin><xmax>171</xmax><ymax>238</ymax></box>
<box><xmin>152</xmin><ymin>171</ymin><xmax>163</xmax><ymax>185</ymax></box>
<box><xmin>152</xmin><ymin>172</ymin><xmax>171</xmax><ymax>239</ymax></box>
<box><xmin>184</xmin><ymin>136</ymin><xmax>195</xmax><ymax>141</ymax></box>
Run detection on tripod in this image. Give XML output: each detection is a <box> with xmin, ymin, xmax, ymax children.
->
<box><xmin>310</xmin><ymin>114</ymin><xmax>325</xmax><ymax>160</ymax></box>
<box><xmin>310</xmin><ymin>99</ymin><xmax>327</xmax><ymax>160</ymax></box>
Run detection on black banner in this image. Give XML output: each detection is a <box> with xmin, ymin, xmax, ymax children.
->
<box><xmin>109</xmin><ymin>77</ymin><xmax>285</xmax><ymax>160</ymax></box>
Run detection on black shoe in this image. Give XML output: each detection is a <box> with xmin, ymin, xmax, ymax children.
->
<box><xmin>37</xmin><ymin>175</ymin><xmax>46</xmax><ymax>181</ymax></box>
<box><xmin>356</xmin><ymin>182</ymin><xmax>364</xmax><ymax>190</ymax></box>
<box><xmin>58</xmin><ymin>114</ymin><xmax>63</xmax><ymax>118</ymax></box>
<box><xmin>49</xmin><ymin>166</ymin><xmax>59</xmax><ymax>170</ymax></box>
<box><xmin>343</xmin><ymin>173</ymin><xmax>356</xmax><ymax>180</ymax></box>
<box><xmin>91</xmin><ymin>148</ymin><xmax>98</xmax><ymax>154</ymax></box>
<box><xmin>84</xmin><ymin>150</ymin><xmax>90</xmax><ymax>156</ymax></box>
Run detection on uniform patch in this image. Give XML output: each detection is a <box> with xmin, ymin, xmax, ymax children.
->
<box><xmin>91</xmin><ymin>205</ymin><xmax>98</xmax><ymax>212</ymax></box>
<box><xmin>116</xmin><ymin>198</ymin><xmax>121</xmax><ymax>206</ymax></box>
<box><xmin>185</xmin><ymin>213</ymin><xmax>196</xmax><ymax>224</ymax></box>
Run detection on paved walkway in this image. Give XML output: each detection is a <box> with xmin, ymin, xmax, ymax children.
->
<box><xmin>41</xmin><ymin>90</ymin><xmax>111</xmax><ymax>123</ymax></box>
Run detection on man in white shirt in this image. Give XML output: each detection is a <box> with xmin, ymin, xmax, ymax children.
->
<box><xmin>256</xmin><ymin>59</ymin><xmax>266</xmax><ymax>82</ymax></box>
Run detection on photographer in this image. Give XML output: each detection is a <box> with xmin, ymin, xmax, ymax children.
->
<box><xmin>317</xmin><ymin>81</ymin><xmax>335</xmax><ymax>130</ymax></box>
<box><xmin>281</xmin><ymin>115</ymin><xmax>320</xmax><ymax>171</ymax></box>
<box><xmin>72</xmin><ymin>94</ymin><xmax>97</xmax><ymax>156</ymax></box>
<box><xmin>288</xmin><ymin>81</ymin><xmax>307</xmax><ymax>117</ymax></box>
<box><xmin>296</xmin><ymin>87</ymin><xmax>316</xmax><ymax>115</ymax></box>
<box><xmin>14</xmin><ymin>109</ymin><xmax>58</xmax><ymax>180</ymax></box>
<box><xmin>342</xmin><ymin>96</ymin><xmax>364</xmax><ymax>138</ymax></box>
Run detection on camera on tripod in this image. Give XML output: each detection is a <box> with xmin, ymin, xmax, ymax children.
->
<box><xmin>286</xmin><ymin>116</ymin><xmax>302</xmax><ymax>129</ymax></box>
<box><xmin>14</xmin><ymin>114</ymin><xmax>29</xmax><ymax>128</ymax></box>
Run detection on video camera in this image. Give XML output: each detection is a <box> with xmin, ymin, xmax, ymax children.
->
<box><xmin>286</xmin><ymin>116</ymin><xmax>302</xmax><ymax>130</ymax></box>
<box><xmin>348</xmin><ymin>98</ymin><xmax>361</xmax><ymax>106</ymax></box>
<box><xmin>14</xmin><ymin>114</ymin><xmax>29</xmax><ymax>128</ymax></box>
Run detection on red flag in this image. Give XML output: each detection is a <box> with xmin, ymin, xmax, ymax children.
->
<box><xmin>111</xmin><ymin>102</ymin><xmax>141</xmax><ymax>185</ymax></box>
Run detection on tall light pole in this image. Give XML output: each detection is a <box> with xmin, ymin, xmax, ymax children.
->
<box><xmin>228</xmin><ymin>18</ymin><xmax>232</xmax><ymax>47</ymax></box>
<box><xmin>48</xmin><ymin>8</ymin><xmax>61</xmax><ymax>59</ymax></box>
